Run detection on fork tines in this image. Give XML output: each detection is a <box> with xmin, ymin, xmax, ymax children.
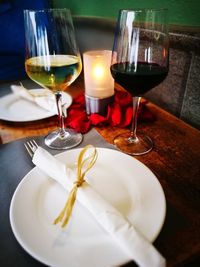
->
<box><xmin>24</xmin><ymin>140</ymin><xmax>38</xmax><ymax>158</ymax></box>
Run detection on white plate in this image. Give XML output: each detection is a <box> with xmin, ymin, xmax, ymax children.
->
<box><xmin>10</xmin><ymin>148</ymin><xmax>166</xmax><ymax>267</ymax></box>
<box><xmin>0</xmin><ymin>89</ymin><xmax>72</xmax><ymax>122</ymax></box>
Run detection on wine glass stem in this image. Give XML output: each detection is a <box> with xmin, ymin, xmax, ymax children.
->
<box><xmin>129</xmin><ymin>96</ymin><xmax>141</xmax><ymax>142</ymax></box>
<box><xmin>55</xmin><ymin>92</ymin><xmax>66</xmax><ymax>138</ymax></box>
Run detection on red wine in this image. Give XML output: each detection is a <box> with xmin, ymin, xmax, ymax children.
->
<box><xmin>111</xmin><ymin>62</ymin><xmax>168</xmax><ymax>96</ymax></box>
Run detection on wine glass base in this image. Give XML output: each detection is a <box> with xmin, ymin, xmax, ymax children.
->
<box><xmin>44</xmin><ymin>128</ymin><xmax>83</xmax><ymax>150</ymax></box>
<box><xmin>113</xmin><ymin>132</ymin><xmax>153</xmax><ymax>156</ymax></box>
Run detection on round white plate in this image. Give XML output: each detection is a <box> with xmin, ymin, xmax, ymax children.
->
<box><xmin>0</xmin><ymin>89</ymin><xmax>72</xmax><ymax>122</ymax></box>
<box><xmin>10</xmin><ymin>148</ymin><xmax>166</xmax><ymax>267</ymax></box>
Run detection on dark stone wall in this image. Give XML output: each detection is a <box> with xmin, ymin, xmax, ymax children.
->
<box><xmin>146</xmin><ymin>27</ymin><xmax>200</xmax><ymax>130</ymax></box>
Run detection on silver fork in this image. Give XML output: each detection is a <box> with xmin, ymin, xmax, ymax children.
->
<box><xmin>24</xmin><ymin>140</ymin><xmax>38</xmax><ymax>157</ymax></box>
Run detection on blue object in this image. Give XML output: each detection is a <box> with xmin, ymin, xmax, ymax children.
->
<box><xmin>0</xmin><ymin>0</ymin><xmax>50</xmax><ymax>81</ymax></box>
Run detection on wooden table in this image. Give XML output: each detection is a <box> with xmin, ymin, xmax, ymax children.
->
<box><xmin>0</xmin><ymin>77</ymin><xmax>200</xmax><ymax>267</ymax></box>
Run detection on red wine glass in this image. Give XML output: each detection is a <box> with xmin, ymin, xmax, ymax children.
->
<box><xmin>111</xmin><ymin>9</ymin><xmax>169</xmax><ymax>155</ymax></box>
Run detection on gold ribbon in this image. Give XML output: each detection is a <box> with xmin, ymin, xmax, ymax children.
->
<box><xmin>54</xmin><ymin>145</ymin><xmax>98</xmax><ymax>227</ymax></box>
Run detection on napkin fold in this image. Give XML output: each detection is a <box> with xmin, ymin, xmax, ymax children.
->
<box><xmin>32</xmin><ymin>146</ymin><xmax>166</xmax><ymax>267</ymax></box>
<box><xmin>11</xmin><ymin>84</ymin><xmax>57</xmax><ymax>113</ymax></box>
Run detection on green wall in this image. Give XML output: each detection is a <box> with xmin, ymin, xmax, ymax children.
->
<box><xmin>53</xmin><ymin>0</ymin><xmax>200</xmax><ymax>27</ymax></box>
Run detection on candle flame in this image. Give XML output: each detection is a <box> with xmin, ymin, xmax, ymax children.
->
<box><xmin>93</xmin><ymin>65</ymin><xmax>104</xmax><ymax>79</ymax></box>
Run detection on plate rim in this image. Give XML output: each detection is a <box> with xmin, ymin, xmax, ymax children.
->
<box><xmin>0</xmin><ymin>89</ymin><xmax>72</xmax><ymax>122</ymax></box>
<box><xmin>9</xmin><ymin>147</ymin><xmax>166</xmax><ymax>267</ymax></box>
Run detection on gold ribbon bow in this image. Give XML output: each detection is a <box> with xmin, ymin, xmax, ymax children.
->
<box><xmin>54</xmin><ymin>145</ymin><xmax>98</xmax><ymax>227</ymax></box>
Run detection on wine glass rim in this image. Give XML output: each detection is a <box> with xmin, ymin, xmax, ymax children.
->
<box><xmin>119</xmin><ymin>8</ymin><xmax>168</xmax><ymax>13</ymax></box>
<box><xmin>23</xmin><ymin>8</ymin><xmax>71</xmax><ymax>13</ymax></box>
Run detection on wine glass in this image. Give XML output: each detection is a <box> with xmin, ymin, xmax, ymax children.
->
<box><xmin>111</xmin><ymin>9</ymin><xmax>169</xmax><ymax>155</ymax></box>
<box><xmin>24</xmin><ymin>9</ymin><xmax>82</xmax><ymax>149</ymax></box>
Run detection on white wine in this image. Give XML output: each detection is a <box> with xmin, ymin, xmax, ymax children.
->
<box><xmin>25</xmin><ymin>55</ymin><xmax>82</xmax><ymax>91</ymax></box>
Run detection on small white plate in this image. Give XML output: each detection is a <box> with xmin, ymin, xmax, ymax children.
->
<box><xmin>0</xmin><ymin>89</ymin><xmax>72</xmax><ymax>122</ymax></box>
<box><xmin>10</xmin><ymin>148</ymin><xmax>166</xmax><ymax>267</ymax></box>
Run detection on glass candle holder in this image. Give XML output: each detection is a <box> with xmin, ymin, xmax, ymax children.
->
<box><xmin>83</xmin><ymin>50</ymin><xmax>114</xmax><ymax>116</ymax></box>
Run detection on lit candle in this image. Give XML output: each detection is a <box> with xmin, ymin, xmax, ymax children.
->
<box><xmin>83</xmin><ymin>50</ymin><xmax>114</xmax><ymax>115</ymax></box>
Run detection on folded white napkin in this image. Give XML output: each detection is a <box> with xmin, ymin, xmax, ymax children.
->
<box><xmin>11</xmin><ymin>85</ymin><xmax>57</xmax><ymax>113</ymax></box>
<box><xmin>32</xmin><ymin>146</ymin><xmax>166</xmax><ymax>267</ymax></box>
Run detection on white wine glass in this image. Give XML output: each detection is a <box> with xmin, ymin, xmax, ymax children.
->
<box><xmin>24</xmin><ymin>9</ymin><xmax>82</xmax><ymax>149</ymax></box>
<box><xmin>111</xmin><ymin>9</ymin><xmax>169</xmax><ymax>155</ymax></box>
